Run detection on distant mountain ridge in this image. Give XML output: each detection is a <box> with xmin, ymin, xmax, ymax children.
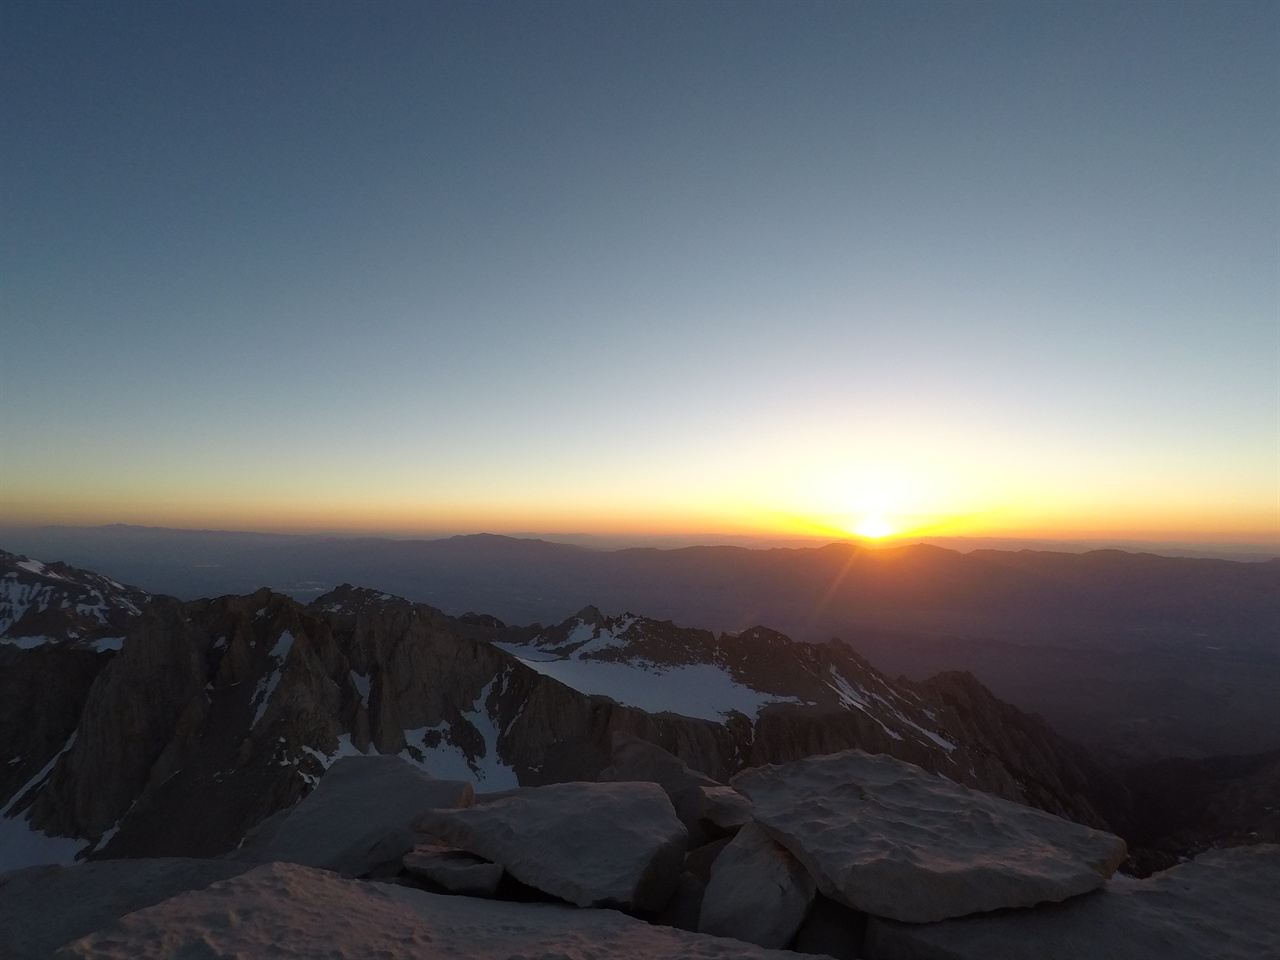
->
<box><xmin>2</xmin><ymin>527</ymin><xmax>1274</xmax><ymax>648</ymax></box>
<box><xmin>3</xmin><ymin>526</ymin><xmax>1275</xmax><ymax>761</ymax></box>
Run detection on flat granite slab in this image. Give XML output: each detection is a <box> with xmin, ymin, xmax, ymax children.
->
<box><xmin>864</xmin><ymin>844</ymin><xmax>1280</xmax><ymax>960</ymax></box>
<box><xmin>242</xmin><ymin>754</ymin><xmax>474</xmax><ymax>877</ymax></box>
<box><xmin>733</xmin><ymin>749</ymin><xmax>1126</xmax><ymax>923</ymax></box>
<box><xmin>0</xmin><ymin>858</ymin><xmax>250</xmax><ymax>960</ymax></box>
<box><xmin>55</xmin><ymin>861</ymin><xmax>807</xmax><ymax>959</ymax></box>
<box><xmin>412</xmin><ymin>780</ymin><xmax>687</xmax><ymax>912</ymax></box>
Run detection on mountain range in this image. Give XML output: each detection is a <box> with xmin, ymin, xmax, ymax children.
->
<box><xmin>2</xmin><ymin>525</ymin><xmax>1276</xmax><ymax>762</ymax></box>
<box><xmin>2</xmin><ymin>547</ymin><xmax>1274</xmax><ymax>882</ymax></box>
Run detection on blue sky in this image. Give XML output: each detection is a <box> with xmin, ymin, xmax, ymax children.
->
<box><xmin>2</xmin><ymin>1</ymin><xmax>1276</xmax><ymax>542</ymax></box>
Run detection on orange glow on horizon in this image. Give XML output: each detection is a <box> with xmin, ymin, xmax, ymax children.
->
<box><xmin>1</xmin><ymin>485</ymin><xmax>1276</xmax><ymax>547</ymax></box>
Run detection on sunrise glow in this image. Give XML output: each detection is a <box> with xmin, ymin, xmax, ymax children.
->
<box><xmin>854</xmin><ymin>517</ymin><xmax>894</xmax><ymax>540</ymax></box>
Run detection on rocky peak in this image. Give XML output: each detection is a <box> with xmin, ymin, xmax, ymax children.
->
<box><xmin>0</xmin><ymin>549</ymin><xmax>149</xmax><ymax>652</ymax></box>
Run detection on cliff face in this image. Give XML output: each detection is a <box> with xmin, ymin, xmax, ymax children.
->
<box><xmin>4</xmin><ymin>580</ymin><xmax>1128</xmax><ymax>861</ymax></box>
<box><xmin>0</xmin><ymin>551</ymin><xmax>150</xmax><ymax>818</ymax></box>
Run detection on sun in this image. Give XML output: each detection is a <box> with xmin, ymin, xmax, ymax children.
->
<box><xmin>853</xmin><ymin>516</ymin><xmax>894</xmax><ymax>539</ymax></box>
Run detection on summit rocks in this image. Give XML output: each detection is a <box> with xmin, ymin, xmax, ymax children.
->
<box><xmin>733</xmin><ymin>749</ymin><xmax>1128</xmax><ymax>923</ymax></box>
<box><xmin>239</xmin><ymin>755</ymin><xmax>474</xmax><ymax>877</ymax></box>
<box><xmin>412</xmin><ymin>780</ymin><xmax>688</xmax><ymax>912</ymax></box>
<box><xmin>863</xmin><ymin>844</ymin><xmax>1280</xmax><ymax>960</ymax></box>
<box><xmin>52</xmin><ymin>861</ymin><xmax>805</xmax><ymax>960</ymax></box>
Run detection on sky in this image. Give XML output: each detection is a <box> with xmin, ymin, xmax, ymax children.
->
<box><xmin>1</xmin><ymin>0</ymin><xmax>1277</xmax><ymax>546</ymax></box>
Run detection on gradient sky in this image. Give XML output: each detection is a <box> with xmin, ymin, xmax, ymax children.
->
<box><xmin>2</xmin><ymin>0</ymin><xmax>1277</xmax><ymax>544</ymax></box>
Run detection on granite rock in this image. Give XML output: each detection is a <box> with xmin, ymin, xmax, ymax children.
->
<box><xmin>413</xmin><ymin>780</ymin><xmax>686</xmax><ymax>912</ymax></box>
<box><xmin>55</xmin><ymin>861</ymin><xmax>803</xmax><ymax>959</ymax></box>
<box><xmin>402</xmin><ymin>842</ymin><xmax>503</xmax><ymax>896</ymax></box>
<box><xmin>0</xmin><ymin>858</ymin><xmax>248</xmax><ymax>960</ymax></box>
<box><xmin>244</xmin><ymin>755</ymin><xmax>473</xmax><ymax>877</ymax></box>
<box><xmin>599</xmin><ymin>732</ymin><xmax>720</xmax><ymax>845</ymax></box>
<box><xmin>863</xmin><ymin>844</ymin><xmax>1280</xmax><ymax>960</ymax></box>
<box><xmin>733</xmin><ymin>749</ymin><xmax>1126</xmax><ymax>923</ymax></box>
<box><xmin>698</xmin><ymin>820</ymin><xmax>816</xmax><ymax>948</ymax></box>
<box><xmin>696</xmin><ymin>783</ymin><xmax>754</xmax><ymax>838</ymax></box>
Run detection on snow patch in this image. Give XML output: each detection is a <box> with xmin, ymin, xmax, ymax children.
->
<box><xmin>269</xmin><ymin>630</ymin><xmax>295</xmax><ymax>660</ymax></box>
<box><xmin>0</xmin><ymin>731</ymin><xmax>88</xmax><ymax>871</ymax></box>
<box><xmin>250</xmin><ymin>631</ymin><xmax>296</xmax><ymax>728</ymax></box>
<box><xmin>397</xmin><ymin>681</ymin><xmax>519</xmax><ymax>789</ymax></box>
<box><xmin>827</xmin><ymin>667</ymin><xmax>903</xmax><ymax>741</ymax></box>
<box><xmin>892</xmin><ymin>710</ymin><xmax>957</xmax><ymax>753</ymax></box>
<box><xmin>564</xmin><ymin>619</ymin><xmax>627</xmax><ymax>656</ymax></box>
<box><xmin>349</xmin><ymin>671</ymin><xmax>371</xmax><ymax>709</ymax></box>
<box><xmin>0</xmin><ymin>635</ymin><xmax>55</xmax><ymax>649</ymax></box>
<box><xmin>15</xmin><ymin>559</ymin><xmax>52</xmax><ymax>578</ymax></box>
<box><xmin>514</xmin><ymin>657</ymin><xmax>800</xmax><ymax>722</ymax></box>
<box><xmin>0</xmin><ymin>810</ymin><xmax>87</xmax><ymax>872</ymax></box>
<box><xmin>0</xmin><ymin>732</ymin><xmax>77</xmax><ymax>819</ymax></box>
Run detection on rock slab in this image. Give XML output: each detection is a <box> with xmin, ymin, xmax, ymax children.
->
<box><xmin>696</xmin><ymin>783</ymin><xmax>754</xmax><ymax>837</ymax></box>
<box><xmin>733</xmin><ymin>749</ymin><xmax>1126</xmax><ymax>923</ymax></box>
<box><xmin>698</xmin><ymin>819</ymin><xmax>817</xmax><ymax>948</ymax></box>
<box><xmin>244</xmin><ymin>754</ymin><xmax>473</xmax><ymax>877</ymax></box>
<box><xmin>599</xmin><ymin>732</ymin><xmax>720</xmax><ymax>845</ymax></box>
<box><xmin>403</xmin><ymin>842</ymin><xmax>503</xmax><ymax>896</ymax></box>
<box><xmin>0</xmin><ymin>858</ymin><xmax>249</xmax><ymax>960</ymax></box>
<box><xmin>413</xmin><ymin>779</ymin><xmax>686</xmax><ymax>912</ymax></box>
<box><xmin>864</xmin><ymin>844</ymin><xmax>1280</xmax><ymax>960</ymax></box>
<box><xmin>55</xmin><ymin>861</ymin><xmax>804</xmax><ymax>959</ymax></box>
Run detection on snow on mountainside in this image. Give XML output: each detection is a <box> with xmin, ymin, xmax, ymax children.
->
<box><xmin>492</xmin><ymin>609</ymin><xmax>806</xmax><ymax>722</ymax></box>
<box><xmin>0</xmin><ymin>549</ymin><xmax>149</xmax><ymax>651</ymax></box>
<box><xmin>493</xmin><ymin>607</ymin><xmax>959</xmax><ymax>757</ymax></box>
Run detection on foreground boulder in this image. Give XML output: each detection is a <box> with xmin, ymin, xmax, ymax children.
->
<box><xmin>863</xmin><ymin>844</ymin><xmax>1280</xmax><ymax>960</ymax></box>
<box><xmin>413</xmin><ymin>780</ymin><xmax>686</xmax><ymax>912</ymax></box>
<box><xmin>0</xmin><ymin>858</ymin><xmax>249</xmax><ymax>960</ymax></box>
<box><xmin>55</xmin><ymin>861</ymin><xmax>802</xmax><ymax>959</ymax></box>
<box><xmin>598</xmin><ymin>732</ymin><xmax>721</xmax><ymax>845</ymax></box>
<box><xmin>239</xmin><ymin>755</ymin><xmax>474</xmax><ymax>877</ymax></box>
<box><xmin>696</xmin><ymin>783</ymin><xmax>754</xmax><ymax>838</ymax></box>
<box><xmin>733</xmin><ymin>749</ymin><xmax>1127</xmax><ymax>923</ymax></box>
<box><xmin>698</xmin><ymin>820</ymin><xmax>816</xmax><ymax>947</ymax></box>
<box><xmin>402</xmin><ymin>842</ymin><xmax>504</xmax><ymax>896</ymax></box>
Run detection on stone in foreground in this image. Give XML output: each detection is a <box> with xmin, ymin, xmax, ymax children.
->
<box><xmin>698</xmin><ymin>820</ymin><xmax>816</xmax><ymax>948</ymax></box>
<box><xmin>55</xmin><ymin>861</ymin><xmax>803</xmax><ymax>959</ymax></box>
<box><xmin>599</xmin><ymin>732</ymin><xmax>720</xmax><ymax>845</ymax></box>
<box><xmin>0</xmin><ymin>858</ymin><xmax>249</xmax><ymax>960</ymax></box>
<box><xmin>863</xmin><ymin>844</ymin><xmax>1280</xmax><ymax>960</ymax></box>
<box><xmin>241</xmin><ymin>755</ymin><xmax>474</xmax><ymax>877</ymax></box>
<box><xmin>733</xmin><ymin>749</ymin><xmax>1126</xmax><ymax>923</ymax></box>
<box><xmin>413</xmin><ymin>780</ymin><xmax>686</xmax><ymax>912</ymax></box>
<box><xmin>403</xmin><ymin>842</ymin><xmax>504</xmax><ymax>896</ymax></box>
<box><xmin>696</xmin><ymin>783</ymin><xmax>754</xmax><ymax>837</ymax></box>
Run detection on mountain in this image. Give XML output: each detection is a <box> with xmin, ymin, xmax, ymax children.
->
<box><xmin>0</xmin><ymin>549</ymin><xmax>149</xmax><ymax>652</ymax></box>
<box><xmin>3</xmin><ymin>525</ymin><xmax>1275</xmax><ymax>761</ymax></box>
<box><xmin>1</xmin><ymin>557</ymin><xmax>1126</xmax><ymax>870</ymax></box>
<box><xmin>0</xmin><ymin>551</ymin><xmax>151</xmax><ymax>839</ymax></box>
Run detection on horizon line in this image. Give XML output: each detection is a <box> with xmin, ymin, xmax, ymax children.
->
<box><xmin>1</xmin><ymin>521</ymin><xmax>1276</xmax><ymax>561</ymax></box>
